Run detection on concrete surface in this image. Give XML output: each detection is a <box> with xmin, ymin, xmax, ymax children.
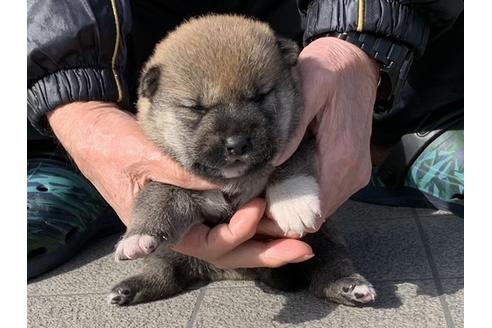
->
<box><xmin>27</xmin><ymin>201</ymin><xmax>463</xmax><ymax>328</ymax></box>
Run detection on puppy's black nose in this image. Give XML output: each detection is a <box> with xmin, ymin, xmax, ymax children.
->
<box><xmin>225</xmin><ymin>136</ymin><xmax>251</xmax><ymax>156</ymax></box>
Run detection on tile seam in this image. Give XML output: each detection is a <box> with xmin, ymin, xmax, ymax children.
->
<box><xmin>412</xmin><ymin>208</ymin><xmax>456</xmax><ymax>328</ymax></box>
<box><xmin>186</xmin><ymin>287</ymin><xmax>207</xmax><ymax>328</ymax></box>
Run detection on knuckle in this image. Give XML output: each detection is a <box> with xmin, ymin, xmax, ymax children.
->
<box><xmin>243</xmin><ymin>226</ymin><xmax>257</xmax><ymax>241</ymax></box>
<box><xmin>231</xmin><ymin>221</ymin><xmax>256</xmax><ymax>242</ymax></box>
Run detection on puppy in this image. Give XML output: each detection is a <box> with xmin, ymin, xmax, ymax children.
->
<box><xmin>109</xmin><ymin>15</ymin><xmax>376</xmax><ymax>307</ymax></box>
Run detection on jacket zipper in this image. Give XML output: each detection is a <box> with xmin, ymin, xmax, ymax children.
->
<box><xmin>110</xmin><ymin>0</ymin><xmax>123</xmax><ymax>103</ymax></box>
<box><xmin>357</xmin><ymin>0</ymin><xmax>365</xmax><ymax>32</ymax></box>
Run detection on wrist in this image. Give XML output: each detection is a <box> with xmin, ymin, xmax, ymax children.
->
<box><xmin>48</xmin><ymin>101</ymin><xmax>131</xmax><ymax>151</ymax></box>
<box><xmin>319</xmin><ymin>33</ymin><xmax>415</xmax><ymax>112</ymax></box>
<box><xmin>47</xmin><ymin>101</ymin><xmax>159</xmax><ymax>162</ymax></box>
<box><xmin>299</xmin><ymin>37</ymin><xmax>379</xmax><ymax>88</ymax></box>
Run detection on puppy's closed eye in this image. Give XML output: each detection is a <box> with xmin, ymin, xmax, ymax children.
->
<box><xmin>250</xmin><ymin>89</ymin><xmax>273</xmax><ymax>103</ymax></box>
<box><xmin>181</xmin><ymin>103</ymin><xmax>207</xmax><ymax>112</ymax></box>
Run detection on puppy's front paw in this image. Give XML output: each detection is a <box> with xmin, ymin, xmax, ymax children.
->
<box><xmin>266</xmin><ymin>175</ymin><xmax>322</xmax><ymax>237</ymax></box>
<box><xmin>115</xmin><ymin>234</ymin><xmax>159</xmax><ymax>261</ymax></box>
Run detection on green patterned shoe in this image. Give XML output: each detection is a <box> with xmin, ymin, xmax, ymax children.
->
<box><xmin>404</xmin><ymin>129</ymin><xmax>463</xmax><ymax>210</ymax></box>
<box><xmin>352</xmin><ymin>111</ymin><xmax>463</xmax><ymax>217</ymax></box>
<box><xmin>27</xmin><ymin>158</ymin><xmax>124</xmax><ymax>279</ymax></box>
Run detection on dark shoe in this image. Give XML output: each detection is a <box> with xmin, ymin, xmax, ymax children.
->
<box><xmin>27</xmin><ymin>157</ymin><xmax>124</xmax><ymax>280</ymax></box>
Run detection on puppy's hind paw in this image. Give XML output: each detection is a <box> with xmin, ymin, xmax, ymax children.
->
<box><xmin>342</xmin><ymin>281</ymin><xmax>376</xmax><ymax>305</ymax></box>
<box><xmin>323</xmin><ymin>274</ymin><xmax>376</xmax><ymax>307</ymax></box>
<box><xmin>114</xmin><ymin>234</ymin><xmax>159</xmax><ymax>261</ymax></box>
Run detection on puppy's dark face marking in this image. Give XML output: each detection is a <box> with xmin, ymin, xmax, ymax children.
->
<box><xmin>187</xmin><ymin>94</ymin><xmax>277</xmax><ymax>179</ymax></box>
<box><xmin>137</xmin><ymin>15</ymin><xmax>302</xmax><ymax>181</ymax></box>
<box><xmin>276</xmin><ymin>37</ymin><xmax>300</xmax><ymax>67</ymax></box>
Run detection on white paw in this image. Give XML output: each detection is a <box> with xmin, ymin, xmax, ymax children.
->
<box><xmin>114</xmin><ymin>234</ymin><xmax>158</xmax><ymax>261</ymax></box>
<box><xmin>349</xmin><ymin>284</ymin><xmax>377</xmax><ymax>304</ymax></box>
<box><xmin>266</xmin><ymin>175</ymin><xmax>322</xmax><ymax>237</ymax></box>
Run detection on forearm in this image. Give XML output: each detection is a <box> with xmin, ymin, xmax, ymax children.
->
<box><xmin>47</xmin><ymin>101</ymin><xmax>151</xmax><ymax>163</ymax></box>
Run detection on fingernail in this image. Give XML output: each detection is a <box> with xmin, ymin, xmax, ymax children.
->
<box><xmin>291</xmin><ymin>253</ymin><xmax>315</xmax><ymax>263</ymax></box>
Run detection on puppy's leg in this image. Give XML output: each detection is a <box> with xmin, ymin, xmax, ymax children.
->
<box><xmin>109</xmin><ymin>255</ymin><xmax>191</xmax><ymax>306</ymax></box>
<box><xmin>307</xmin><ymin>221</ymin><xmax>376</xmax><ymax>306</ymax></box>
<box><xmin>266</xmin><ymin>137</ymin><xmax>322</xmax><ymax>237</ymax></box>
<box><xmin>115</xmin><ymin>182</ymin><xmax>205</xmax><ymax>261</ymax></box>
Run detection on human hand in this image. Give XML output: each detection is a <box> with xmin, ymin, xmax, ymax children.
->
<box><xmin>275</xmin><ymin>37</ymin><xmax>379</xmax><ymax>221</ymax></box>
<box><xmin>47</xmin><ymin>101</ymin><xmax>216</xmax><ymax>226</ymax></box>
<box><xmin>174</xmin><ymin>198</ymin><xmax>314</xmax><ymax>269</ymax></box>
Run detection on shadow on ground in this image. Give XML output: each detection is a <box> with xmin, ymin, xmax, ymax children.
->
<box><xmin>28</xmin><ymin>234</ymin><xmax>121</xmax><ymax>283</ymax></box>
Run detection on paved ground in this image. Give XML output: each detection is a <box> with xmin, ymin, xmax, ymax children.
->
<box><xmin>27</xmin><ymin>201</ymin><xmax>463</xmax><ymax>328</ymax></box>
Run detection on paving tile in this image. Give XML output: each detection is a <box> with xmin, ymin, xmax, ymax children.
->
<box><xmin>331</xmin><ymin>201</ymin><xmax>414</xmax><ymax>221</ymax></box>
<box><xmin>441</xmin><ymin>278</ymin><xmax>464</xmax><ymax>328</ymax></box>
<box><xmin>27</xmin><ymin>290</ymin><xmax>199</xmax><ymax>328</ymax></box>
<box><xmin>26</xmin><ymin>201</ymin><xmax>463</xmax><ymax>328</ymax></box>
<box><xmin>28</xmin><ymin>234</ymin><xmax>142</xmax><ymax>296</ymax></box>
<box><xmin>418</xmin><ymin>216</ymin><xmax>464</xmax><ymax>278</ymax></box>
<box><xmin>194</xmin><ymin>281</ymin><xmax>447</xmax><ymax>328</ymax></box>
<box><xmin>333</xmin><ymin>218</ymin><xmax>433</xmax><ymax>281</ymax></box>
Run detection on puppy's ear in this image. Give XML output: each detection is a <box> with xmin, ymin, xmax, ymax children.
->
<box><xmin>139</xmin><ymin>65</ymin><xmax>161</xmax><ymax>99</ymax></box>
<box><xmin>276</xmin><ymin>37</ymin><xmax>300</xmax><ymax>66</ymax></box>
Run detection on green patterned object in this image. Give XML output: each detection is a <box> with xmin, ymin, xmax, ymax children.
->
<box><xmin>27</xmin><ymin>158</ymin><xmax>109</xmax><ymax>255</ymax></box>
<box><xmin>404</xmin><ymin>130</ymin><xmax>464</xmax><ymax>202</ymax></box>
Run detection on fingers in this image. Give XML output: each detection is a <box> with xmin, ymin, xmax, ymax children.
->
<box><xmin>173</xmin><ymin>198</ymin><xmax>315</xmax><ymax>269</ymax></box>
<box><xmin>175</xmin><ymin>226</ymin><xmax>314</xmax><ymax>269</ymax></box>
<box><xmin>256</xmin><ymin>217</ymin><xmax>302</xmax><ymax>238</ymax></box>
<box><xmin>205</xmin><ymin>198</ymin><xmax>266</xmax><ymax>250</ymax></box>
<box><xmin>212</xmin><ymin>239</ymin><xmax>314</xmax><ymax>269</ymax></box>
<box><xmin>173</xmin><ymin>198</ymin><xmax>266</xmax><ymax>259</ymax></box>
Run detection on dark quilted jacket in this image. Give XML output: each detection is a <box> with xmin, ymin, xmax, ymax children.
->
<box><xmin>27</xmin><ymin>0</ymin><xmax>463</xmax><ymax>139</ymax></box>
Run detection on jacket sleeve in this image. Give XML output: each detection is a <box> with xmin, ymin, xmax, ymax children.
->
<box><xmin>298</xmin><ymin>0</ymin><xmax>464</xmax><ymax>56</ymax></box>
<box><xmin>27</xmin><ymin>0</ymin><xmax>132</xmax><ymax>134</ymax></box>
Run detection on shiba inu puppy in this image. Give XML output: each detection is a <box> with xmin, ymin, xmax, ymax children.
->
<box><xmin>109</xmin><ymin>15</ymin><xmax>376</xmax><ymax>307</ymax></box>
